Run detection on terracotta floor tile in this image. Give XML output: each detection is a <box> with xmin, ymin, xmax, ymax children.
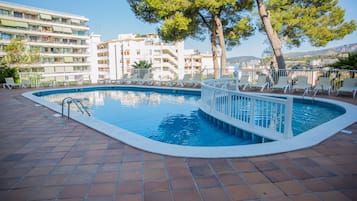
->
<box><xmin>59</xmin><ymin>184</ymin><xmax>90</xmax><ymax>199</ymax></box>
<box><xmin>89</xmin><ymin>183</ymin><xmax>117</xmax><ymax>196</ymax></box>
<box><xmin>120</xmin><ymin>170</ymin><xmax>143</xmax><ymax>181</ymax></box>
<box><xmin>93</xmin><ymin>172</ymin><xmax>119</xmax><ymax>183</ymax></box>
<box><xmin>144</xmin><ymin>191</ymin><xmax>171</xmax><ymax>201</ymax></box>
<box><xmin>250</xmin><ymin>183</ymin><xmax>284</xmax><ymax>199</ymax></box>
<box><xmin>275</xmin><ymin>180</ymin><xmax>306</xmax><ymax>195</ymax></box>
<box><xmin>241</xmin><ymin>172</ymin><xmax>270</xmax><ymax>184</ymax></box>
<box><xmin>231</xmin><ymin>161</ymin><xmax>258</xmax><ymax>172</ymax></box>
<box><xmin>285</xmin><ymin>167</ymin><xmax>313</xmax><ymax>180</ymax></box>
<box><xmin>200</xmin><ymin>187</ymin><xmax>230</xmax><ymax>201</ymax></box>
<box><xmin>218</xmin><ymin>172</ymin><xmax>245</xmax><ymax>186</ymax></box>
<box><xmin>302</xmin><ymin>178</ymin><xmax>334</xmax><ymax>192</ymax></box>
<box><xmin>253</xmin><ymin>160</ymin><xmax>279</xmax><ymax>171</ymax></box>
<box><xmin>341</xmin><ymin>189</ymin><xmax>357</xmax><ymax>201</ymax></box>
<box><xmin>170</xmin><ymin>177</ymin><xmax>196</xmax><ymax>190</ymax></box>
<box><xmin>117</xmin><ymin>181</ymin><xmax>143</xmax><ymax>194</ymax></box>
<box><xmin>30</xmin><ymin>186</ymin><xmax>63</xmax><ymax>200</ymax></box>
<box><xmin>51</xmin><ymin>165</ymin><xmax>76</xmax><ymax>175</ymax></box>
<box><xmin>144</xmin><ymin>160</ymin><xmax>165</xmax><ymax>169</ymax></box>
<box><xmin>290</xmin><ymin>193</ymin><xmax>321</xmax><ymax>201</ymax></box>
<box><xmin>144</xmin><ymin>168</ymin><xmax>167</xmax><ymax>181</ymax></box>
<box><xmin>64</xmin><ymin>174</ymin><xmax>93</xmax><ymax>185</ymax></box>
<box><xmin>226</xmin><ymin>185</ymin><xmax>257</xmax><ymax>201</ymax></box>
<box><xmin>195</xmin><ymin>176</ymin><xmax>221</xmax><ymax>189</ymax></box>
<box><xmin>304</xmin><ymin>166</ymin><xmax>336</xmax><ymax>177</ymax></box>
<box><xmin>173</xmin><ymin>190</ymin><xmax>202</xmax><ymax>201</ymax></box>
<box><xmin>189</xmin><ymin>165</ymin><xmax>213</xmax><ymax>177</ymax></box>
<box><xmin>144</xmin><ymin>180</ymin><xmax>169</xmax><ymax>192</ymax></box>
<box><xmin>209</xmin><ymin>159</ymin><xmax>234</xmax><ymax>173</ymax></box>
<box><xmin>262</xmin><ymin>170</ymin><xmax>292</xmax><ymax>182</ymax></box>
<box><xmin>317</xmin><ymin>191</ymin><xmax>351</xmax><ymax>201</ymax></box>
<box><xmin>292</xmin><ymin>158</ymin><xmax>320</xmax><ymax>167</ymax></box>
<box><xmin>98</xmin><ymin>163</ymin><xmax>121</xmax><ymax>172</ymax></box>
<box><xmin>116</xmin><ymin>193</ymin><xmax>142</xmax><ymax>201</ymax></box>
<box><xmin>167</xmin><ymin>166</ymin><xmax>191</xmax><ymax>179</ymax></box>
<box><xmin>87</xmin><ymin>195</ymin><xmax>114</xmax><ymax>201</ymax></box>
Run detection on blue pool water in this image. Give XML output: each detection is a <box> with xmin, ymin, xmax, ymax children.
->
<box><xmin>38</xmin><ymin>87</ymin><xmax>344</xmax><ymax>146</ymax></box>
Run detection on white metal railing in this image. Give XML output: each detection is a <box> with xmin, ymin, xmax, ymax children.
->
<box><xmin>200</xmin><ymin>78</ymin><xmax>293</xmax><ymax>141</ymax></box>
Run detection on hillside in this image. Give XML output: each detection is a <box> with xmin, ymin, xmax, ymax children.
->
<box><xmin>226</xmin><ymin>43</ymin><xmax>357</xmax><ymax>63</ymax></box>
<box><xmin>285</xmin><ymin>43</ymin><xmax>357</xmax><ymax>58</ymax></box>
<box><xmin>226</xmin><ymin>56</ymin><xmax>260</xmax><ymax>65</ymax></box>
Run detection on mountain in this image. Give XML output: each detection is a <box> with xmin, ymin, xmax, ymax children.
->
<box><xmin>226</xmin><ymin>56</ymin><xmax>260</xmax><ymax>65</ymax></box>
<box><xmin>226</xmin><ymin>43</ymin><xmax>357</xmax><ymax>63</ymax></box>
<box><xmin>285</xmin><ymin>43</ymin><xmax>357</xmax><ymax>58</ymax></box>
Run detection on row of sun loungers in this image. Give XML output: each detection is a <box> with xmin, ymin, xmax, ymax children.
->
<box><xmin>3</xmin><ymin>74</ymin><xmax>356</xmax><ymax>98</ymax></box>
<box><xmin>109</xmin><ymin>73</ymin><xmax>202</xmax><ymax>88</ymax></box>
<box><xmin>236</xmin><ymin>75</ymin><xmax>357</xmax><ymax>98</ymax></box>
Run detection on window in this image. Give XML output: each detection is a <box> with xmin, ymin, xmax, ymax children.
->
<box><xmin>14</xmin><ymin>12</ymin><xmax>23</xmax><ymax>18</ymax></box>
<box><xmin>0</xmin><ymin>33</ymin><xmax>11</xmax><ymax>40</ymax></box>
<box><xmin>29</xmin><ymin>36</ymin><xmax>38</xmax><ymax>41</ymax></box>
<box><xmin>0</xmin><ymin>9</ymin><xmax>10</xmax><ymax>15</ymax></box>
<box><xmin>15</xmin><ymin>35</ymin><xmax>24</xmax><ymax>39</ymax></box>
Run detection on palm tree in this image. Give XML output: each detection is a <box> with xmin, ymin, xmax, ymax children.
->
<box><xmin>132</xmin><ymin>60</ymin><xmax>152</xmax><ymax>78</ymax></box>
<box><xmin>132</xmin><ymin>60</ymin><xmax>152</xmax><ymax>69</ymax></box>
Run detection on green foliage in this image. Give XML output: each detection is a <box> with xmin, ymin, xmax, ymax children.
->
<box><xmin>128</xmin><ymin>0</ymin><xmax>255</xmax><ymax>46</ymax></box>
<box><xmin>266</xmin><ymin>0</ymin><xmax>356</xmax><ymax>48</ymax></box>
<box><xmin>132</xmin><ymin>60</ymin><xmax>153</xmax><ymax>69</ymax></box>
<box><xmin>1</xmin><ymin>38</ymin><xmax>40</xmax><ymax>68</ymax></box>
<box><xmin>328</xmin><ymin>52</ymin><xmax>357</xmax><ymax>70</ymax></box>
<box><xmin>0</xmin><ymin>67</ymin><xmax>19</xmax><ymax>83</ymax></box>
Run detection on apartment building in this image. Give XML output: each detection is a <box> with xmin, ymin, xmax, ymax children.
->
<box><xmin>97</xmin><ymin>33</ymin><xmax>218</xmax><ymax>82</ymax></box>
<box><xmin>0</xmin><ymin>1</ymin><xmax>92</xmax><ymax>83</ymax></box>
<box><xmin>97</xmin><ymin>33</ymin><xmax>186</xmax><ymax>81</ymax></box>
<box><xmin>184</xmin><ymin>49</ymin><xmax>215</xmax><ymax>77</ymax></box>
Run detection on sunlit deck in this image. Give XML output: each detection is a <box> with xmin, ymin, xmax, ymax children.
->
<box><xmin>0</xmin><ymin>87</ymin><xmax>356</xmax><ymax>201</ymax></box>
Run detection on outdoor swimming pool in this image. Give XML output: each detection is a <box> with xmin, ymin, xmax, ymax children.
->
<box><xmin>24</xmin><ymin>86</ymin><xmax>357</xmax><ymax>157</ymax></box>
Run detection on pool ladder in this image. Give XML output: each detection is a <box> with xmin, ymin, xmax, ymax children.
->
<box><xmin>61</xmin><ymin>97</ymin><xmax>91</xmax><ymax>119</ymax></box>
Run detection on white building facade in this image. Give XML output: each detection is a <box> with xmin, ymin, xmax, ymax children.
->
<box><xmin>0</xmin><ymin>1</ymin><xmax>93</xmax><ymax>83</ymax></box>
<box><xmin>96</xmin><ymin>33</ymin><xmax>216</xmax><ymax>82</ymax></box>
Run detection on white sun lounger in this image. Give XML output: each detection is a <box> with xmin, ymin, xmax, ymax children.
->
<box><xmin>270</xmin><ymin>76</ymin><xmax>290</xmax><ymax>93</ymax></box>
<box><xmin>292</xmin><ymin>76</ymin><xmax>311</xmax><ymax>96</ymax></box>
<box><xmin>3</xmin><ymin>77</ymin><xmax>21</xmax><ymax>89</ymax></box>
<box><xmin>313</xmin><ymin>77</ymin><xmax>332</xmax><ymax>96</ymax></box>
<box><xmin>246</xmin><ymin>75</ymin><xmax>269</xmax><ymax>92</ymax></box>
<box><xmin>336</xmin><ymin>78</ymin><xmax>357</xmax><ymax>98</ymax></box>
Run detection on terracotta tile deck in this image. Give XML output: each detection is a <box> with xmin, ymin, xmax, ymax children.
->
<box><xmin>0</xmin><ymin>87</ymin><xmax>356</xmax><ymax>201</ymax></box>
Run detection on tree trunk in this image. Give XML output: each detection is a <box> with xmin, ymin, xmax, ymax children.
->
<box><xmin>210</xmin><ymin>30</ymin><xmax>220</xmax><ymax>79</ymax></box>
<box><xmin>214</xmin><ymin>15</ymin><xmax>227</xmax><ymax>77</ymax></box>
<box><xmin>256</xmin><ymin>0</ymin><xmax>286</xmax><ymax>70</ymax></box>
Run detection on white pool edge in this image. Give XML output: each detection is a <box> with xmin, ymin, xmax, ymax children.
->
<box><xmin>23</xmin><ymin>86</ymin><xmax>357</xmax><ymax>158</ymax></box>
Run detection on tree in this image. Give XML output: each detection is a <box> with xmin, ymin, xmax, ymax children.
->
<box><xmin>1</xmin><ymin>38</ymin><xmax>40</xmax><ymax>67</ymax></box>
<box><xmin>0</xmin><ymin>38</ymin><xmax>40</xmax><ymax>82</ymax></box>
<box><xmin>256</xmin><ymin>0</ymin><xmax>356</xmax><ymax>70</ymax></box>
<box><xmin>132</xmin><ymin>60</ymin><xmax>152</xmax><ymax>78</ymax></box>
<box><xmin>132</xmin><ymin>60</ymin><xmax>152</xmax><ymax>69</ymax></box>
<box><xmin>328</xmin><ymin>53</ymin><xmax>357</xmax><ymax>70</ymax></box>
<box><xmin>128</xmin><ymin>0</ymin><xmax>254</xmax><ymax>78</ymax></box>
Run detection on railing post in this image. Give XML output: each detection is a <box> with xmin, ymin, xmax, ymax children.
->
<box><xmin>249</xmin><ymin>97</ymin><xmax>255</xmax><ymax>127</ymax></box>
<box><xmin>284</xmin><ymin>97</ymin><xmax>294</xmax><ymax>139</ymax></box>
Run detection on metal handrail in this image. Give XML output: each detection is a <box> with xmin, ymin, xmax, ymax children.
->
<box><xmin>61</xmin><ymin>97</ymin><xmax>91</xmax><ymax>119</ymax></box>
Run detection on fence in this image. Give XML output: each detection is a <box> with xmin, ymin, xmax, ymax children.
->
<box><xmin>200</xmin><ymin>78</ymin><xmax>293</xmax><ymax>141</ymax></box>
<box><xmin>17</xmin><ymin>67</ymin><xmax>356</xmax><ymax>91</ymax></box>
<box><xmin>237</xmin><ymin>68</ymin><xmax>357</xmax><ymax>92</ymax></box>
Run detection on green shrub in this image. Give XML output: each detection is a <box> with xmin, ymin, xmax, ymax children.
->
<box><xmin>0</xmin><ymin>67</ymin><xmax>20</xmax><ymax>83</ymax></box>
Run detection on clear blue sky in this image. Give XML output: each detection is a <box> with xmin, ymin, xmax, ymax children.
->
<box><xmin>4</xmin><ymin>0</ymin><xmax>357</xmax><ymax>57</ymax></box>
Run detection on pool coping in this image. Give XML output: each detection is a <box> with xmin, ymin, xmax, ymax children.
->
<box><xmin>23</xmin><ymin>85</ymin><xmax>357</xmax><ymax>158</ymax></box>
